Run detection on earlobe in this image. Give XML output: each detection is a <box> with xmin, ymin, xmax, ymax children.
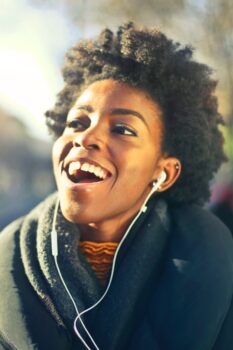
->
<box><xmin>152</xmin><ymin>158</ymin><xmax>181</xmax><ymax>192</ymax></box>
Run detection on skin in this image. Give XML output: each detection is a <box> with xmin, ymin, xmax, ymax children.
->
<box><xmin>52</xmin><ymin>79</ymin><xmax>181</xmax><ymax>242</ymax></box>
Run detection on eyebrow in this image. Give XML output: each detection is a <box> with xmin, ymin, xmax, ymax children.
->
<box><xmin>110</xmin><ymin>108</ymin><xmax>149</xmax><ymax>130</ymax></box>
<box><xmin>76</xmin><ymin>105</ymin><xmax>93</xmax><ymax>113</ymax></box>
<box><xmin>75</xmin><ymin>105</ymin><xmax>149</xmax><ymax>130</ymax></box>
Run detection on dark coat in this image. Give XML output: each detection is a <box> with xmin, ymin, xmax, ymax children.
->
<box><xmin>0</xmin><ymin>193</ymin><xmax>233</xmax><ymax>350</ymax></box>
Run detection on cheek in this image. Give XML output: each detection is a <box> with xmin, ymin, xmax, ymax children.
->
<box><xmin>120</xmin><ymin>166</ymin><xmax>151</xmax><ymax>191</ymax></box>
<box><xmin>52</xmin><ymin>136</ymin><xmax>71</xmax><ymax>169</ymax></box>
<box><xmin>52</xmin><ymin>138</ymin><xmax>62</xmax><ymax>162</ymax></box>
<box><xmin>116</xmin><ymin>147</ymin><xmax>158</xmax><ymax>187</ymax></box>
<box><xmin>52</xmin><ymin>137</ymin><xmax>69</xmax><ymax>187</ymax></box>
<box><xmin>52</xmin><ymin>140</ymin><xmax>61</xmax><ymax>179</ymax></box>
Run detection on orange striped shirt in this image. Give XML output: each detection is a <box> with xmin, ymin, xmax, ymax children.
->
<box><xmin>79</xmin><ymin>241</ymin><xmax>119</xmax><ymax>286</ymax></box>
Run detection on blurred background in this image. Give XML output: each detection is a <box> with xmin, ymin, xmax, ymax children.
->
<box><xmin>0</xmin><ymin>0</ymin><xmax>233</xmax><ymax>230</ymax></box>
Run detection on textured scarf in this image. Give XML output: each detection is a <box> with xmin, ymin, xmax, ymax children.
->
<box><xmin>18</xmin><ymin>192</ymin><xmax>171</xmax><ymax>349</ymax></box>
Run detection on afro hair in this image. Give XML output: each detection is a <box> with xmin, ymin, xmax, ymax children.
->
<box><xmin>45</xmin><ymin>22</ymin><xmax>226</xmax><ymax>204</ymax></box>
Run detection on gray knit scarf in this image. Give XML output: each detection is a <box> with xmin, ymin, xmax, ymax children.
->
<box><xmin>19</xmin><ymin>192</ymin><xmax>170</xmax><ymax>334</ymax></box>
<box><xmin>19</xmin><ymin>193</ymin><xmax>104</xmax><ymax>328</ymax></box>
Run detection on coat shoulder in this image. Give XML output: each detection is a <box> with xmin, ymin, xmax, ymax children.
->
<box><xmin>150</xmin><ymin>204</ymin><xmax>233</xmax><ymax>349</ymax></box>
<box><xmin>170</xmin><ymin>204</ymin><xmax>233</xmax><ymax>265</ymax></box>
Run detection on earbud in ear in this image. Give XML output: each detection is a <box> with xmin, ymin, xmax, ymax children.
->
<box><xmin>142</xmin><ymin>170</ymin><xmax>167</xmax><ymax>211</ymax></box>
<box><xmin>152</xmin><ymin>170</ymin><xmax>167</xmax><ymax>192</ymax></box>
<box><xmin>157</xmin><ymin>170</ymin><xmax>167</xmax><ymax>184</ymax></box>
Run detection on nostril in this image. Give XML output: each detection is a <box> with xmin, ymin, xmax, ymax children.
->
<box><xmin>72</xmin><ymin>139</ymin><xmax>99</xmax><ymax>150</ymax></box>
<box><xmin>72</xmin><ymin>139</ymin><xmax>80</xmax><ymax>147</ymax></box>
<box><xmin>72</xmin><ymin>129</ymin><xmax>103</xmax><ymax>150</ymax></box>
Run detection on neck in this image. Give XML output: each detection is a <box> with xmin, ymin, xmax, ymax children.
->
<box><xmin>77</xmin><ymin>187</ymin><xmax>155</xmax><ymax>243</ymax></box>
<box><xmin>78</xmin><ymin>219</ymin><xmax>130</xmax><ymax>243</ymax></box>
<box><xmin>78</xmin><ymin>206</ymin><xmax>142</xmax><ymax>243</ymax></box>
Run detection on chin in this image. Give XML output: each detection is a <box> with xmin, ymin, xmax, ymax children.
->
<box><xmin>59</xmin><ymin>200</ymin><xmax>98</xmax><ymax>225</ymax></box>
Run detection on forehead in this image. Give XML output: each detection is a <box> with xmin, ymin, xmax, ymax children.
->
<box><xmin>74</xmin><ymin>79</ymin><xmax>163</xmax><ymax>125</ymax></box>
<box><xmin>77</xmin><ymin>80</ymin><xmax>151</xmax><ymax>103</ymax></box>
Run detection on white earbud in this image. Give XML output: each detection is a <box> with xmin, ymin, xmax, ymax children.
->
<box><xmin>152</xmin><ymin>170</ymin><xmax>167</xmax><ymax>192</ymax></box>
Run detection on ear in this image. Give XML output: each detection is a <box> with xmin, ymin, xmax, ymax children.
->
<box><xmin>152</xmin><ymin>157</ymin><xmax>181</xmax><ymax>192</ymax></box>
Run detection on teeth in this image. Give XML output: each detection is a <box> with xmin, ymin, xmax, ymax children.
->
<box><xmin>68</xmin><ymin>161</ymin><xmax>81</xmax><ymax>175</ymax></box>
<box><xmin>95</xmin><ymin>168</ymin><xmax>101</xmax><ymax>177</ymax></box>
<box><xmin>100</xmin><ymin>170</ymin><xmax>105</xmax><ymax>178</ymax></box>
<box><xmin>81</xmin><ymin>163</ymin><xmax>89</xmax><ymax>172</ymax></box>
<box><xmin>68</xmin><ymin>161</ymin><xmax>108</xmax><ymax>179</ymax></box>
<box><xmin>89</xmin><ymin>165</ymin><xmax>95</xmax><ymax>173</ymax></box>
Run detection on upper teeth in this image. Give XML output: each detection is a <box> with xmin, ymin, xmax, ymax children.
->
<box><xmin>68</xmin><ymin>161</ymin><xmax>108</xmax><ymax>180</ymax></box>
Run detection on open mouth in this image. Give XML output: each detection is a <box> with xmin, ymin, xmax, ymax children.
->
<box><xmin>65</xmin><ymin>160</ymin><xmax>111</xmax><ymax>184</ymax></box>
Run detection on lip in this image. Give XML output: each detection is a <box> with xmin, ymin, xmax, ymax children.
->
<box><xmin>63</xmin><ymin>156</ymin><xmax>113</xmax><ymax>177</ymax></box>
<box><xmin>60</xmin><ymin>154</ymin><xmax>114</xmax><ymax>190</ymax></box>
<box><xmin>60</xmin><ymin>168</ymin><xmax>113</xmax><ymax>191</ymax></box>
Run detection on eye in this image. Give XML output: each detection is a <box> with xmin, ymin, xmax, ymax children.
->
<box><xmin>65</xmin><ymin>117</ymin><xmax>89</xmax><ymax>131</ymax></box>
<box><xmin>111</xmin><ymin>124</ymin><xmax>137</xmax><ymax>137</ymax></box>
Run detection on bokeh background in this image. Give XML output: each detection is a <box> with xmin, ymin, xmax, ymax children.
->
<box><xmin>1</xmin><ymin>0</ymin><xmax>233</xmax><ymax>230</ymax></box>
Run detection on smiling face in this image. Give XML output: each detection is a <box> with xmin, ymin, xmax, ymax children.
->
<box><xmin>53</xmin><ymin>79</ymin><xmax>175</xmax><ymax>231</ymax></box>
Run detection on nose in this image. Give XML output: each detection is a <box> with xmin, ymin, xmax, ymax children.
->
<box><xmin>72</xmin><ymin>124</ymin><xmax>105</xmax><ymax>151</ymax></box>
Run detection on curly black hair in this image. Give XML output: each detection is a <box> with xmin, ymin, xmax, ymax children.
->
<box><xmin>45</xmin><ymin>22</ymin><xmax>226</xmax><ymax>204</ymax></box>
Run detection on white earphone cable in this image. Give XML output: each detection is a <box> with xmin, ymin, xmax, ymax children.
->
<box><xmin>73</xmin><ymin>176</ymin><xmax>163</xmax><ymax>322</ymax></box>
<box><xmin>51</xmin><ymin>174</ymin><xmax>164</xmax><ymax>349</ymax></box>
<box><xmin>52</xmin><ymin>199</ymin><xmax>99</xmax><ymax>350</ymax></box>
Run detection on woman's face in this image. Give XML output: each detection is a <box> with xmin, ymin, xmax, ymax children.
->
<box><xmin>53</xmin><ymin>79</ymin><xmax>166</xmax><ymax>225</ymax></box>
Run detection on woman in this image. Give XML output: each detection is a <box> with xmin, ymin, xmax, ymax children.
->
<box><xmin>0</xmin><ymin>23</ymin><xmax>233</xmax><ymax>350</ymax></box>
